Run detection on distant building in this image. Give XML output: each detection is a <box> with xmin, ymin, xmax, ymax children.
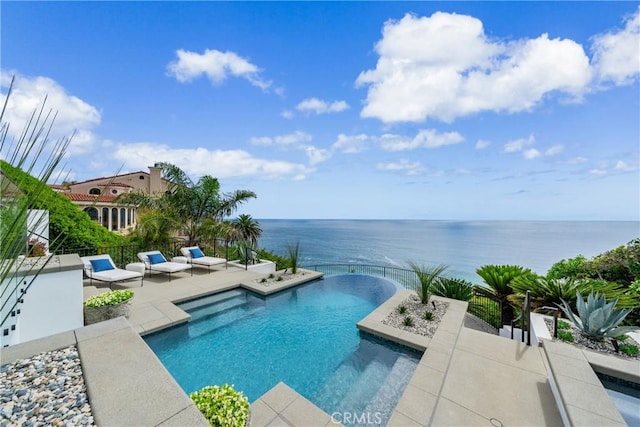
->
<box><xmin>52</xmin><ymin>164</ymin><xmax>168</xmax><ymax>233</ymax></box>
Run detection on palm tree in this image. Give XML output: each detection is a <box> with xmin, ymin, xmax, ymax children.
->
<box><xmin>118</xmin><ymin>162</ymin><xmax>256</xmax><ymax>246</ymax></box>
<box><xmin>232</xmin><ymin>214</ymin><xmax>262</xmax><ymax>268</ymax></box>
<box><xmin>407</xmin><ymin>262</ymin><xmax>448</xmax><ymax>304</ymax></box>
<box><xmin>476</xmin><ymin>264</ymin><xmax>531</xmax><ymax>326</ymax></box>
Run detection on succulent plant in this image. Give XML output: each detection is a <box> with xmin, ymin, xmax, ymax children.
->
<box><xmin>559</xmin><ymin>292</ymin><xmax>638</xmax><ymax>340</ymax></box>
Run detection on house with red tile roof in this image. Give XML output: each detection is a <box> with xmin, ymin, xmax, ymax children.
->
<box><xmin>52</xmin><ymin>164</ymin><xmax>168</xmax><ymax>233</ymax></box>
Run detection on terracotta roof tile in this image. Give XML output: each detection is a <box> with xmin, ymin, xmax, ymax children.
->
<box><xmin>63</xmin><ymin>193</ymin><xmax>118</xmax><ymax>203</ymax></box>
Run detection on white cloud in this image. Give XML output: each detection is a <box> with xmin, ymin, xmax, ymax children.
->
<box><xmin>544</xmin><ymin>145</ymin><xmax>564</xmax><ymax>156</ymax></box>
<box><xmin>281</xmin><ymin>110</ymin><xmax>294</xmax><ymax>119</ymax></box>
<box><xmin>250</xmin><ymin>131</ymin><xmax>312</xmax><ymax>146</ymax></box>
<box><xmin>331</xmin><ymin>134</ymin><xmax>370</xmax><ymax>153</ymax></box>
<box><xmin>615</xmin><ymin>159</ymin><xmax>639</xmax><ymax>171</ymax></box>
<box><xmin>589</xmin><ymin>168</ymin><xmax>607</xmax><ymax>176</ymax></box>
<box><xmin>0</xmin><ymin>71</ymin><xmax>101</xmax><ymax>156</ymax></box>
<box><xmin>377</xmin><ymin>159</ymin><xmax>425</xmax><ymax>175</ymax></box>
<box><xmin>249</xmin><ymin>131</ymin><xmax>331</xmax><ymax>165</ymax></box>
<box><xmin>568</xmin><ymin>156</ymin><xmax>588</xmax><ymax>164</ymax></box>
<box><xmin>295</xmin><ymin>97</ymin><xmax>349</xmax><ymax>115</ymax></box>
<box><xmin>356</xmin><ymin>12</ymin><xmax>592</xmax><ymax>123</ymax></box>
<box><xmin>302</xmin><ymin>145</ymin><xmax>332</xmax><ymax>165</ymax></box>
<box><xmin>503</xmin><ymin>134</ymin><xmax>535</xmax><ymax>153</ymax></box>
<box><xmin>379</xmin><ymin>129</ymin><xmax>464</xmax><ymax>152</ymax></box>
<box><xmin>112</xmin><ymin>142</ymin><xmax>310</xmax><ymax>180</ymax></box>
<box><xmin>166</xmin><ymin>49</ymin><xmax>271</xmax><ymax>90</ymax></box>
<box><xmin>523</xmin><ymin>148</ymin><xmax>541</xmax><ymax>160</ymax></box>
<box><xmin>591</xmin><ymin>7</ymin><xmax>640</xmax><ymax>86</ymax></box>
<box><xmin>475</xmin><ymin>140</ymin><xmax>490</xmax><ymax>149</ymax></box>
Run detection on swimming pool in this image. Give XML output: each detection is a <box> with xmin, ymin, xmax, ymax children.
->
<box><xmin>597</xmin><ymin>373</ymin><xmax>640</xmax><ymax>426</ymax></box>
<box><xmin>144</xmin><ymin>274</ymin><xmax>421</xmax><ymax>425</ymax></box>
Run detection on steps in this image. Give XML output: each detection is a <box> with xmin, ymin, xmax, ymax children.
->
<box><xmin>182</xmin><ymin>291</ymin><xmax>266</xmax><ymax>338</ymax></box>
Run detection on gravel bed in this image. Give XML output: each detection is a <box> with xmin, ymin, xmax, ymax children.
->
<box><xmin>0</xmin><ymin>346</ymin><xmax>95</xmax><ymax>426</ymax></box>
<box><xmin>382</xmin><ymin>294</ymin><xmax>448</xmax><ymax>338</ymax></box>
<box><xmin>544</xmin><ymin>319</ymin><xmax>640</xmax><ymax>360</ymax></box>
<box><xmin>254</xmin><ymin>271</ymin><xmax>308</xmax><ymax>287</ymax></box>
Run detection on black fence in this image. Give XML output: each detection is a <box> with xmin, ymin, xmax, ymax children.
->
<box><xmin>303</xmin><ymin>263</ymin><xmax>506</xmax><ymax>330</ymax></box>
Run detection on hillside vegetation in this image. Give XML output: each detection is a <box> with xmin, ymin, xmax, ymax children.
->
<box><xmin>1</xmin><ymin>160</ymin><xmax>124</xmax><ymax>251</ymax></box>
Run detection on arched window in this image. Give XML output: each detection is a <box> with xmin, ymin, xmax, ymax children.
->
<box><xmin>120</xmin><ymin>208</ymin><xmax>126</xmax><ymax>228</ymax></box>
<box><xmin>112</xmin><ymin>208</ymin><xmax>119</xmax><ymax>230</ymax></box>
<box><xmin>102</xmin><ymin>208</ymin><xmax>109</xmax><ymax>228</ymax></box>
<box><xmin>89</xmin><ymin>188</ymin><xmax>101</xmax><ymax>195</ymax></box>
<box><xmin>84</xmin><ymin>207</ymin><xmax>98</xmax><ymax>221</ymax></box>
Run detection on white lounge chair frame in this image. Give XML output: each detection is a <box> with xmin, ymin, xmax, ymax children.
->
<box><xmin>137</xmin><ymin>251</ymin><xmax>192</xmax><ymax>282</ymax></box>
<box><xmin>180</xmin><ymin>246</ymin><xmax>227</xmax><ymax>273</ymax></box>
<box><xmin>81</xmin><ymin>254</ymin><xmax>144</xmax><ymax>288</ymax></box>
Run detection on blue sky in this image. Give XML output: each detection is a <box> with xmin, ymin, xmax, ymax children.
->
<box><xmin>2</xmin><ymin>2</ymin><xmax>639</xmax><ymax>220</ymax></box>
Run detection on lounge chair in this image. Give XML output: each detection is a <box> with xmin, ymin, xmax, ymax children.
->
<box><xmin>137</xmin><ymin>251</ymin><xmax>192</xmax><ymax>281</ymax></box>
<box><xmin>179</xmin><ymin>246</ymin><xmax>227</xmax><ymax>273</ymax></box>
<box><xmin>81</xmin><ymin>254</ymin><xmax>144</xmax><ymax>288</ymax></box>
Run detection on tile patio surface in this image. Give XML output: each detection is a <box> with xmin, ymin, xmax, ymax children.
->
<box><xmin>4</xmin><ymin>265</ymin><xmax>636</xmax><ymax>426</ymax></box>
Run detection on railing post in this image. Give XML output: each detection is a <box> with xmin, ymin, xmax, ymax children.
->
<box><xmin>526</xmin><ymin>290</ymin><xmax>531</xmax><ymax>346</ymax></box>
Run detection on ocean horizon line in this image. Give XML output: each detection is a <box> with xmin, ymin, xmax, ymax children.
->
<box><xmin>255</xmin><ymin>218</ymin><xmax>639</xmax><ymax>223</ymax></box>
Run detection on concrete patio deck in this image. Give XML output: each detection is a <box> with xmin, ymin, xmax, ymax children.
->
<box><xmin>4</xmin><ymin>267</ymin><xmax>636</xmax><ymax>426</ymax></box>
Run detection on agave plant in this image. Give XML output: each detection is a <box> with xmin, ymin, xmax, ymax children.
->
<box><xmin>559</xmin><ymin>292</ymin><xmax>639</xmax><ymax>340</ymax></box>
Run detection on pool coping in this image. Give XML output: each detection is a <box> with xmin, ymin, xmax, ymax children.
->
<box><xmin>357</xmin><ymin>290</ymin><xmax>469</xmax><ymax>426</ymax></box>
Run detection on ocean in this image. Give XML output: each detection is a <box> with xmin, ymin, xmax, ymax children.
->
<box><xmin>256</xmin><ymin>220</ymin><xmax>639</xmax><ymax>283</ymax></box>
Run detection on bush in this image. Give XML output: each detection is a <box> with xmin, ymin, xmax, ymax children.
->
<box><xmin>83</xmin><ymin>290</ymin><xmax>134</xmax><ymax>308</ymax></box>
<box><xmin>432</xmin><ymin>277</ymin><xmax>474</xmax><ymax>301</ymax></box>
<box><xmin>557</xmin><ymin>320</ymin><xmax>571</xmax><ymax>330</ymax></box>
<box><xmin>397</xmin><ymin>305</ymin><xmax>407</xmax><ymax>314</ymax></box>
<box><xmin>619</xmin><ymin>343</ymin><xmax>639</xmax><ymax>357</ymax></box>
<box><xmin>1</xmin><ymin>161</ymin><xmax>124</xmax><ymax>251</ymax></box>
<box><xmin>190</xmin><ymin>384</ymin><xmax>249</xmax><ymax>427</ymax></box>
<box><xmin>557</xmin><ymin>330</ymin><xmax>574</xmax><ymax>342</ymax></box>
<box><xmin>424</xmin><ymin>311</ymin><xmax>434</xmax><ymax>321</ymax></box>
<box><xmin>403</xmin><ymin>317</ymin><xmax>414</xmax><ymax>327</ymax></box>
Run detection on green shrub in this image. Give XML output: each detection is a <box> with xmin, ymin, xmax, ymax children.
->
<box><xmin>403</xmin><ymin>316</ymin><xmax>414</xmax><ymax>327</ymax></box>
<box><xmin>190</xmin><ymin>384</ymin><xmax>249</xmax><ymax>427</ymax></box>
<box><xmin>557</xmin><ymin>330</ymin><xmax>575</xmax><ymax>342</ymax></box>
<box><xmin>276</xmin><ymin>275</ymin><xmax>283</xmax><ymax>282</ymax></box>
<box><xmin>83</xmin><ymin>290</ymin><xmax>134</xmax><ymax>308</ymax></box>
<box><xmin>557</xmin><ymin>320</ymin><xmax>571</xmax><ymax>330</ymax></box>
<box><xmin>260</xmin><ymin>278</ymin><xmax>267</xmax><ymax>283</ymax></box>
<box><xmin>408</xmin><ymin>262</ymin><xmax>448</xmax><ymax>304</ymax></box>
<box><xmin>424</xmin><ymin>311</ymin><xmax>434</xmax><ymax>321</ymax></box>
<box><xmin>0</xmin><ymin>161</ymin><xmax>124</xmax><ymax>251</ymax></box>
<box><xmin>397</xmin><ymin>305</ymin><xmax>407</xmax><ymax>314</ymax></box>
<box><xmin>619</xmin><ymin>343</ymin><xmax>639</xmax><ymax>357</ymax></box>
<box><xmin>432</xmin><ymin>277</ymin><xmax>474</xmax><ymax>301</ymax></box>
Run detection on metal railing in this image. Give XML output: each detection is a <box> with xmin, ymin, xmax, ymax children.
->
<box><xmin>302</xmin><ymin>263</ymin><xmax>507</xmax><ymax>331</ymax></box>
<box><xmin>301</xmin><ymin>263</ymin><xmax>421</xmax><ymax>290</ymax></box>
<box><xmin>511</xmin><ymin>290</ymin><xmax>531</xmax><ymax>345</ymax></box>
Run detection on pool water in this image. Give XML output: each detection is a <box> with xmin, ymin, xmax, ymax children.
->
<box><xmin>144</xmin><ymin>274</ymin><xmax>421</xmax><ymax>425</ymax></box>
<box><xmin>597</xmin><ymin>373</ymin><xmax>640</xmax><ymax>426</ymax></box>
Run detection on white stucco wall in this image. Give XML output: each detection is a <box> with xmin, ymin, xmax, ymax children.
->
<box><xmin>1</xmin><ymin>254</ymin><xmax>83</xmax><ymax>347</ymax></box>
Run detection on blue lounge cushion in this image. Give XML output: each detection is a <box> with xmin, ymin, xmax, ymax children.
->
<box><xmin>189</xmin><ymin>248</ymin><xmax>205</xmax><ymax>259</ymax></box>
<box><xmin>148</xmin><ymin>253</ymin><xmax>166</xmax><ymax>265</ymax></box>
<box><xmin>90</xmin><ymin>258</ymin><xmax>114</xmax><ymax>272</ymax></box>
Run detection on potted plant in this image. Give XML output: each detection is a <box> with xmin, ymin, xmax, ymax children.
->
<box><xmin>190</xmin><ymin>384</ymin><xmax>249</xmax><ymax>427</ymax></box>
<box><xmin>83</xmin><ymin>289</ymin><xmax>134</xmax><ymax>325</ymax></box>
